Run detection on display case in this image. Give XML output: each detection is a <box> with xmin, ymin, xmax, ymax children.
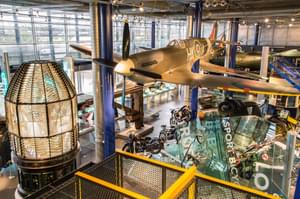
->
<box><xmin>154</xmin><ymin>110</ymin><xmax>299</xmax><ymax>198</ymax></box>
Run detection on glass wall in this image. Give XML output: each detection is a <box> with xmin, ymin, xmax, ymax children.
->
<box><xmin>0</xmin><ymin>4</ymin><xmax>90</xmax><ymax>66</ymax></box>
<box><xmin>0</xmin><ymin>4</ymin><xmax>187</xmax><ymax>67</ymax></box>
<box><xmin>0</xmin><ymin>5</ymin><xmax>187</xmax><ymax>97</ymax></box>
<box><xmin>113</xmin><ymin>16</ymin><xmax>187</xmax><ymax>53</ymax></box>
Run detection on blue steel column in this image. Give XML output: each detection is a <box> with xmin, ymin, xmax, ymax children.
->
<box><xmin>254</xmin><ymin>23</ymin><xmax>260</xmax><ymax>46</ymax></box>
<box><xmin>229</xmin><ymin>18</ymin><xmax>239</xmax><ymax>69</ymax></box>
<box><xmin>151</xmin><ymin>21</ymin><xmax>155</xmax><ymax>48</ymax></box>
<box><xmin>295</xmin><ymin>170</ymin><xmax>300</xmax><ymax>199</ymax></box>
<box><xmin>99</xmin><ymin>3</ymin><xmax>115</xmax><ymax>157</ymax></box>
<box><xmin>191</xmin><ymin>1</ymin><xmax>202</xmax><ymax>120</ymax></box>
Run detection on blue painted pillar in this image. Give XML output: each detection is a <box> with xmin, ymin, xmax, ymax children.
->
<box><xmin>151</xmin><ymin>21</ymin><xmax>155</xmax><ymax>48</ymax></box>
<box><xmin>191</xmin><ymin>1</ymin><xmax>202</xmax><ymax>120</ymax></box>
<box><xmin>295</xmin><ymin>169</ymin><xmax>300</xmax><ymax>199</ymax></box>
<box><xmin>99</xmin><ymin>3</ymin><xmax>115</xmax><ymax>158</ymax></box>
<box><xmin>229</xmin><ymin>18</ymin><xmax>239</xmax><ymax>69</ymax></box>
<box><xmin>254</xmin><ymin>23</ymin><xmax>260</xmax><ymax>46</ymax></box>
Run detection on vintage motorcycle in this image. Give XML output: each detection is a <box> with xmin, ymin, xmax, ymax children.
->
<box><xmin>158</xmin><ymin>125</ymin><xmax>180</xmax><ymax>143</ymax></box>
<box><xmin>170</xmin><ymin>105</ymin><xmax>192</xmax><ymax>127</ymax></box>
<box><xmin>218</xmin><ymin>98</ymin><xmax>261</xmax><ymax>117</ymax></box>
<box><xmin>122</xmin><ymin>134</ymin><xmax>163</xmax><ymax>154</ymax></box>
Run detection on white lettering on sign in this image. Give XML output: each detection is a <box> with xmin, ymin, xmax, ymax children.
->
<box><xmin>221</xmin><ymin>117</ymin><xmax>239</xmax><ymax>183</ymax></box>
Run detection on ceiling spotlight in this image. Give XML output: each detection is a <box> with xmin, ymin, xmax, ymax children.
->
<box><xmin>139</xmin><ymin>2</ymin><xmax>144</xmax><ymax>12</ymax></box>
<box><xmin>264</xmin><ymin>18</ymin><xmax>269</xmax><ymax>23</ymax></box>
<box><xmin>112</xmin><ymin>0</ymin><xmax>117</xmax><ymax>4</ymax></box>
<box><xmin>242</xmin><ymin>20</ymin><xmax>246</xmax><ymax>25</ymax></box>
<box><xmin>289</xmin><ymin>23</ymin><xmax>293</xmax><ymax>27</ymax></box>
<box><xmin>254</xmin><ymin>22</ymin><xmax>258</xmax><ymax>26</ymax></box>
<box><xmin>112</xmin><ymin>14</ymin><xmax>117</xmax><ymax>20</ymax></box>
<box><xmin>291</xmin><ymin>18</ymin><xmax>295</xmax><ymax>22</ymax></box>
<box><xmin>267</xmin><ymin>24</ymin><xmax>271</xmax><ymax>28</ymax></box>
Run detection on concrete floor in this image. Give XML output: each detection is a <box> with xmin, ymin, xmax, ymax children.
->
<box><xmin>0</xmin><ymin>88</ymin><xmax>184</xmax><ymax>199</ymax></box>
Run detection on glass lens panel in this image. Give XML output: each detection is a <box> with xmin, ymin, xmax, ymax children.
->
<box><xmin>35</xmin><ymin>138</ymin><xmax>50</xmax><ymax>159</ymax></box>
<box><xmin>22</xmin><ymin>138</ymin><xmax>36</xmax><ymax>159</ymax></box>
<box><xmin>18</xmin><ymin>104</ymin><xmax>47</xmax><ymax>137</ymax></box>
<box><xmin>48</xmin><ymin>101</ymin><xmax>72</xmax><ymax>135</ymax></box>
<box><xmin>50</xmin><ymin>134</ymin><xmax>62</xmax><ymax>157</ymax></box>
<box><xmin>62</xmin><ymin>132</ymin><xmax>72</xmax><ymax>153</ymax></box>
<box><xmin>6</xmin><ymin>102</ymin><xmax>18</xmax><ymax>135</ymax></box>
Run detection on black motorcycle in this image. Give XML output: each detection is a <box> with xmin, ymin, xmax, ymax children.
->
<box><xmin>170</xmin><ymin>105</ymin><xmax>192</xmax><ymax>127</ymax></box>
<box><xmin>159</xmin><ymin>125</ymin><xmax>180</xmax><ymax>143</ymax></box>
<box><xmin>218</xmin><ymin>98</ymin><xmax>261</xmax><ymax>117</ymax></box>
<box><xmin>122</xmin><ymin>134</ymin><xmax>163</xmax><ymax>154</ymax></box>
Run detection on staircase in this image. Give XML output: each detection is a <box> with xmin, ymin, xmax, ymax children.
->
<box><xmin>269</xmin><ymin>58</ymin><xmax>300</xmax><ymax>91</ymax></box>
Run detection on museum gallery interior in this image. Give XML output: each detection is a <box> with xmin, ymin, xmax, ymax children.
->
<box><xmin>1</xmin><ymin>0</ymin><xmax>300</xmax><ymax>199</ymax></box>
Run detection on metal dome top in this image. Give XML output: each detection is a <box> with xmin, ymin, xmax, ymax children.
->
<box><xmin>5</xmin><ymin>60</ymin><xmax>76</xmax><ymax>104</ymax></box>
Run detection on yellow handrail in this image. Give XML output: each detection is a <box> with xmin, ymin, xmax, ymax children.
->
<box><xmin>287</xmin><ymin>116</ymin><xmax>298</xmax><ymax>125</ymax></box>
<box><xmin>217</xmin><ymin>86</ymin><xmax>300</xmax><ymax>97</ymax></box>
<box><xmin>75</xmin><ymin>171</ymin><xmax>150</xmax><ymax>199</ymax></box>
<box><xmin>117</xmin><ymin>150</ymin><xmax>280</xmax><ymax>198</ymax></box>
<box><xmin>116</xmin><ymin>149</ymin><xmax>186</xmax><ymax>173</ymax></box>
<box><xmin>159</xmin><ymin>166</ymin><xmax>196</xmax><ymax>199</ymax></box>
<box><xmin>195</xmin><ymin>173</ymin><xmax>280</xmax><ymax>199</ymax></box>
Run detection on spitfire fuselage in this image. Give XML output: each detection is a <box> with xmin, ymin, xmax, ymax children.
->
<box><xmin>114</xmin><ymin>38</ymin><xmax>212</xmax><ymax>84</ymax></box>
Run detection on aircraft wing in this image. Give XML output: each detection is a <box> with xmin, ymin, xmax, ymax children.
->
<box><xmin>200</xmin><ymin>61</ymin><xmax>265</xmax><ymax>80</ymax></box>
<box><xmin>70</xmin><ymin>44</ymin><xmax>92</xmax><ymax>56</ymax></box>
<box><xmin>161</xmin><ymin>67</ymin><xmax>300</xmax><ymax>96</ymax></box>
<box><xmin>274</xmin><ymin>49</ymin><xmax>300</xmax><ymax>58</ymax></box>
<box><xmin>70</xmin><ymin>44</ymin><xmax>122</xmax><ymax>62</ymax></box>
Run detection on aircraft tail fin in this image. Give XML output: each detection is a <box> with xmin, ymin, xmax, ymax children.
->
<box><xmin>218</xmin><ymin>33</ymin><xmax>226</xmax><ymax>48</ymax></box>
<box><xmin>209</xmin><ymin>22</ymin><xmax>218</xmax><ymax>41</ymax></box>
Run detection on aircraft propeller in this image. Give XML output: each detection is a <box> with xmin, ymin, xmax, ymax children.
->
<box><xmin>121</xmin><ymin>20</ymin><xmax>130</xmax><ymax>107</ymax></box>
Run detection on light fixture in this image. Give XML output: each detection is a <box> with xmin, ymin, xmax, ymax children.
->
<box><xmin>291</xmin><ymin>18</ymin><xmax>295</xmax><ymax>22</ymax></box>
<box><xmin>6</xmin><ymin>61</ymin><xmax>79</xmax><ymax>196</ymax></box>
<box><xmin>139</xmin><ymin>2</ymin><xmax>144</xmax><ymax>12</ymax></box>
<box><xmin>242</xmin><ymin>20</ymin><xmax>246</xmax><ymax>25</ymax></box>
<box><xmin>267</xmin><ymin>24</ymin><xmax>271</xmax><ymax>28</ymax></box>
<box><xmin>264</xmin><ymin>18</ymin><xmax>269</xmax><ymax>23</ymax></box>
<box><xmin>112</xmin><ymin>13</ymin><xmax>117</xmax><ymax>20</ymax></box>
<box><xmin>289</xmin><ymin>23</ymin><xmax>293</xmax><ymax>27</ymax></box>
<box><xmin>254</xmin><ymin>22</ymin><xmax>258</xmax><ymax>26</ymax></box>
<box><xmin>203</xmin><ymin>0</ymin><xmax>228</xmax><ymax>8</ymax></box>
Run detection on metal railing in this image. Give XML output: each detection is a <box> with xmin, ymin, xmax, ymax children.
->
<box><xmin>71</xmin><ymin>150</ymin><xmax>280</xmax><ymax>199</ymax></box>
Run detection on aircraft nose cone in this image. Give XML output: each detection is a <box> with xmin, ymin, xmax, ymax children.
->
<box><xmin>114</xmin><ymin>59</ymin><xmax>134</xmax><ymax>76</ymax></box>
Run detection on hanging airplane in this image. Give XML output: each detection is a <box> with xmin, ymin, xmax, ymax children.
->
<box><xmin>71</xmin><ymin>21</ymin><xmax>300</xmax><ymax>97</ymax></box>
<box><xmin>208</xmin><ymin>23</ymin><xmax>300</xmax><ymax>71</ymax></box>
<box><xmin>210</xmin><ymin>47</ymin><xmax>300</xmax><ymax>71</ymax></box>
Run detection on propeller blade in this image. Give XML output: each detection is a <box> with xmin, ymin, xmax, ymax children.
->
<box><xmin>139</xmin><ymin>46</ymin><xmax>153</xmax><ymax>51</ymax></box>
<box><xmin>70</xmin><ymin>44</ymin><xmax>92</xmax><ymax>56</ymax></box>
<box><xmin>122</xmin><ymin>20</ymin><xmax>130</xmax><ymax>60</ymax></box>
<box><xmin>93</xmin><ymin>58</ymin><xmax>117</xmax><ymax>68</ymax></box>
<box><xmin>130</xmin><ymin>68</ymin><xmax>162</xmax><ymax>79</ymax></box>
